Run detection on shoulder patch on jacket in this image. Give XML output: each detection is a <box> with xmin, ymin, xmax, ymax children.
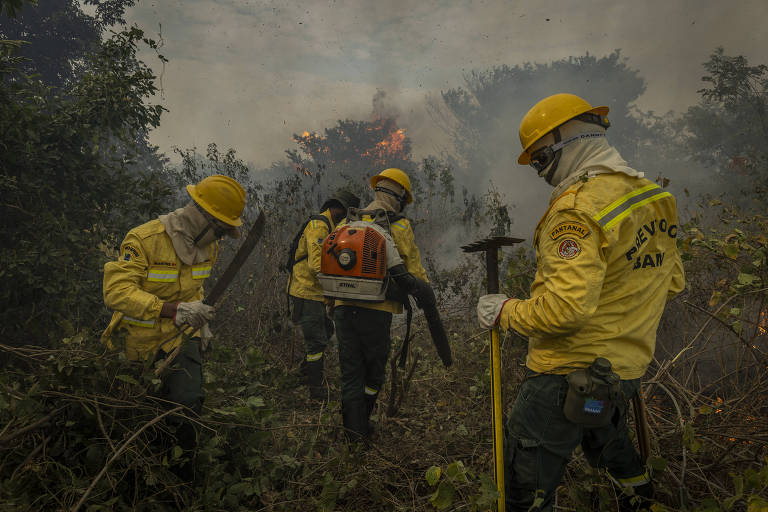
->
<box><xmin>549</xmin><ymin>221</ymin><xmax>591</xmax><ymax>240</ymax></box>
<box><xmin>122</xmin><ymin>244</ymin><xmax>140</xmax><ymax>261</ymax></box>
<box><xmin>557</xmin><ymin>238</ymin><xmax>582</xmax><ymax>259</ymax></box>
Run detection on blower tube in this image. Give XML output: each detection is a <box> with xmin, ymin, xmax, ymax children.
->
<box><xmin>389</xmin><ymin>264</ymin><xmax>453</xmax><ymax>367</ymax></box>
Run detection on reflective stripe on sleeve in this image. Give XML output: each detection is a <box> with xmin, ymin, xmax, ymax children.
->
<box><xmin>306</xmin><ymin>352</ymin><xmax>323</xmax><ymax>362</ymax></box>
<box><xmin>607</xmin><ymin>470</ymin><xmax>651</xmax><ymax>488</ymax></box>
<box><xmin>192</xmin><ymin>264</ymin><xmax>212</xmax><ymax>279</ymax></box>
<box><xmin>146</xmin><ymin>268</ymin><xmax>179</xmax><ymax>282</ymax></box>
<box><xmin>593</xmin><ymin>184</ymin><xmax>672</xmax><ymax>231</ymax></box>
<box><xmin>122</xmin><ymin>316</ymin><xmax>156</xmax><ymax>328</ymax></box>
<box><xmin>364</xmin><ymin>386</ymin><xmax>378</xmax><ymax>396</ymax></box>
<box><xmin>391</xmin><ymin>221</ymin><xmax>407</xmax><ymax>231</ymax></box>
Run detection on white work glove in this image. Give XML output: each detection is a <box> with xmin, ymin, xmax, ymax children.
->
<box><xmin>174</xmin><ymin>300</ymin><xmax>215</xmax><ymax>329</ymax></box>
<box><xmin>200</xmin><ymin>323</ymin><xmax>213</xmax><ymax>352</ymax></box>
<box><xmin>477</xmin><ymin>294</ymin><xmax>511</xmax><ymax>329</ymax></box>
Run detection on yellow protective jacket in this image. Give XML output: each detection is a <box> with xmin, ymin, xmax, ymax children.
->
<box><xmin>498</xmin><ymin>173</ymin><xmax>685</xmax><ymax>379</ymax></box>
<box><xmin>288</xmin><ymin>209</ymin><xmax>335</xmax><ymax>302</ymax></box>
<box><xmin>101</xmin><ymin>219</ymin><xmax>218</xmax><ymax>360</ymax></box>
<box><xmin>336</xmin><ymin>215</ymin><xmax>428</xmax><ymax>314</ymax></box>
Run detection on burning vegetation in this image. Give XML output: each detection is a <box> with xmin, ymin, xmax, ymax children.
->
<box><xmin>287</xmin><ymin>117</ymin><xmax>412</xmax><ymax>184</ymax></box>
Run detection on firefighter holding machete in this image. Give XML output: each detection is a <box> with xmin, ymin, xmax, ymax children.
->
<box><xmin>101</xmin><ymin>174</ymin><xmax>246</xmax><ymax>480</ymax></box>
<box><xmin>477</xmin><ymin>94</ymin><xmax>684</xmax><ymax>510</ymax></box>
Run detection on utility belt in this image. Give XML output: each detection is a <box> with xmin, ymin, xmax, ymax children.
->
<box><xmin>563</xmin><ymin>357</ymin><xmax>621</xmax><ymax>427</ymax></box>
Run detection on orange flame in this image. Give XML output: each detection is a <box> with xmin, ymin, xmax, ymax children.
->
<box><xmin>295</xmin><ymin>118</ymin><xmax>408</xmax><ymax>168</ymax></box>
<box><xmin>759</xmin><ymin>310</ymin><xmax>767</xmax><ymax>336</ymax></box>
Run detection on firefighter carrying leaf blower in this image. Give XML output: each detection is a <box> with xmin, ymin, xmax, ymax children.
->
<box><xmin>319</xmin><ymin>168</ymin><xmax>452</xmax><ymax>442</ymax></box>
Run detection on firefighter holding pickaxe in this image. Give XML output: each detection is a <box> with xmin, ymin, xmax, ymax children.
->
<box><xmin>476</xmin><ymin>94</ymin><xmax>685</xmax><ymax>511</ymax></box>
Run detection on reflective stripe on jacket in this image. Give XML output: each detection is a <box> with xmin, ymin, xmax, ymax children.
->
<box><xmin>288</xmin><ymin>209</ymin><xmax>335</xmax><ymax>302</ymax></box>
<box><xmin>101</xmin><ymin>219</ymin><xmax>218</xmax><ymax>360</ymax></box>
<box><xmin>336</xmin><ymin>216</ymin><xmax>428</xmax><ymax>314</ymax></box>
<box><xmin>498</xmin><ymin>174</ymin><xmax>685</xmax><ymax>379</ymax></box>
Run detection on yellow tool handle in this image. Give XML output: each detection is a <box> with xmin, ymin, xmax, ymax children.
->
<box><xmin>490</xmin><ymin>326</ymin><xmax>505</xmax><ymax>512</ymax></box>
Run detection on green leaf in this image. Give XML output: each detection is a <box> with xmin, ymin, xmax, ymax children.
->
<box><xmin>246</xmin><ymin>396</ymin><xmax>266</xmax><ymax>409</ymax></box>
<box><xmin>747</xmin><ymin>496</ymin><xmax>768</xmax><ymax>512</ymax></box>
<box><xmin>425</xmin><ymin>465</ymin><xmax>441</xmax><ymax>486</ymax></box>
<box><xmin>647</xmin><ymin>456</ymin><xmax>668</xmax><ymax>472</ymax></box>
<box><xmin>229</xmin><ymin>481</ymin><xmax>256</xmax><ymax>497</ymax></box>
<box><xmin>445</xmin><ymin>460</ymin><xmax>468</xmax><ymax>483</ymax></box>
<box><xmin>724</xmin><ymin>243</ymin><xmax>739</xmax><ymax>260</ymax></box>
<box><xmin>695</xmin><ymin>498</ymin><xmax>721</xmax><ymax>512</ymax></box>
<box><xmin>429</xmin><ymin>480</ymin><xmax>455</xmax><ymax>510</ymax></box>
<box><xmin>172</xmin><ymin>445</ymin><xmax>183</xmax><ymax>460</ymax></box>
<box><xmin>698</xmin><ymin>405</ymin><xmax>713</xmax><ymax>415</ymax></box>
<box><xmin>683</xmin><ymin>424</ymin><xmax>702</xmax><ymax>453</ymax></box>
<box><xmin>738</xmin><ymin>272</ymin><xmax>760</xmax><ymax>285</ymax></box>
<box><xmin>115</xmin><ymin>374</ymin><xmax>139</xmax><ymax>385</ymax></box>
<box><xmin>211</xmin><ymin>407</ymin><xmax>237</xmax><ymax>416</ymax></box>
<box><xmin>318</xmin><ymin>471</ymin><xmax>339</xmax><ymax>512</ymax></box>
<box><xmin>473</xmin><ymin>473</ymin><xmax>500</xmax><ymax>508</ymax></box>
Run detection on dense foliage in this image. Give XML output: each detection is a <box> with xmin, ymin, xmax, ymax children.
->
<box><xmin>0</xmin><ymin>25</ymin><xmax>169</xmax><ymax>344</ymax></box>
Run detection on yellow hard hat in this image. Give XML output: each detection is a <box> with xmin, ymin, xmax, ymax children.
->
<box><xmin>370</xmin><ymin>168</ymin><xmax>412</xmax><ymax>204</ymax></box>
<box><xmin>186</xmin><ymin>175</ymin><xmax>246</xmax><ymax>227</ymax></box>
<box><xmin>518</xmin><ymin>93</ymin><xmax>609</xmax><ymax>165</ymax></box>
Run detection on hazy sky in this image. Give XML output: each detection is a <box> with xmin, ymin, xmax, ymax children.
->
<box><xmin>127</xmin><ymin>0</ymin><xmax>768</xmax><ymax>170</ymax></box>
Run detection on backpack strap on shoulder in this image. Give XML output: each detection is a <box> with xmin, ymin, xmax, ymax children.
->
<box><xmin>291</xmin><ymin>214</ymin><xmax>332</xmax><ymax>267</ymax></box>
<box><xmin>348</xmin><ymin>208</ymin><xmax>392</xmax><ymax>232</ymax></box>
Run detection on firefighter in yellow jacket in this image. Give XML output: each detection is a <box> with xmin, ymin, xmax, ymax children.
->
<box><xmin>102</xmin><ymin>175</ymin><xmax>246</xmax><ymax>479</ymax></box>
<box><xmin>288</xmin><ymin>189</ymin><xmax>360</xmax><ymax>400</ymax></box>
<box><xmin>334</xmin><ymin>168</ymin><xmax>429</xmax><ymax>441</ymax></box>
<box><xmin>477</xmin><ymin>94</ymin><xmax>685</xmax><ymax>511</ymax></box>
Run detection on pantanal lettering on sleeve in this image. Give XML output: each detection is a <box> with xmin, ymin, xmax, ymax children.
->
<box><xmin>549</xmin><ymin>221</ymin><xmax>591</xmax><ymax>240</ymax></box>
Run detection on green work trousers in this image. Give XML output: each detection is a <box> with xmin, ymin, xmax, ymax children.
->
<box><xmin>334</xmin><ymin>306</ymin><xmax>392</xmax><ymax>438</ymax></box>
<box><xmin>291</xmin><ymin>296</ymin><xmax>331</xmax><ymax>358</ymax></box>
<box><xmin>155</xmin><ymin>340</ymin><xmax>205</xmax><ymax>453</ymax></box>
<box><xmin>504</xmin><ymin>369</ymin><xmax>647</xmax><ymax>511</ymax></box>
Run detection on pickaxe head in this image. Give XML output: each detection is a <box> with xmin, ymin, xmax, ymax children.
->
<box><xmin>461</xmin><ymin>236</ymin><xmax>524</xmax><ymax>254</ymax></box>
<box><xmin>461</xmin><ymin>236</ymin><xmax>524</xmax><ymax>294</ymax></box>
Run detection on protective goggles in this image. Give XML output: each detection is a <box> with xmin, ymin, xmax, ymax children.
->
<box><xmin>529</xmin><ymin>132</ymin><xmax>606</xmax><ymax>172</ymax></box>
<box><xmin>375</xmin><ymin>186</ymin><xmax>408</xmax><ymax>209</ymax></box>
<box><xmin>193</xmin><ymin>203</ymin><xmax>237</xmax><ymax>242</ymax></box>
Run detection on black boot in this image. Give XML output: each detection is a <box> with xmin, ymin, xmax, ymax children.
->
<box><xmin>342</xmin><ymin>403</ymin><xmax>368</xmax><ymax>442</ymax></box>
<box><xmin>298</xmin><ymin>359</ymin><xmax>309</xmax><ymax>385</ymax></box>
<box><xmin>365</xmin><ymin>393</ymin><xmax>378</xmax><ymax>437</ymax></box>
<box><xmin>306</xmin><ymin>357</ymin><xmax>326</xmax><ymax>401</ymax></box>
<box><xmin>169</xmin><ymin>420</ymin><xmax>197</xmax><ymax>483</ymax></box>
